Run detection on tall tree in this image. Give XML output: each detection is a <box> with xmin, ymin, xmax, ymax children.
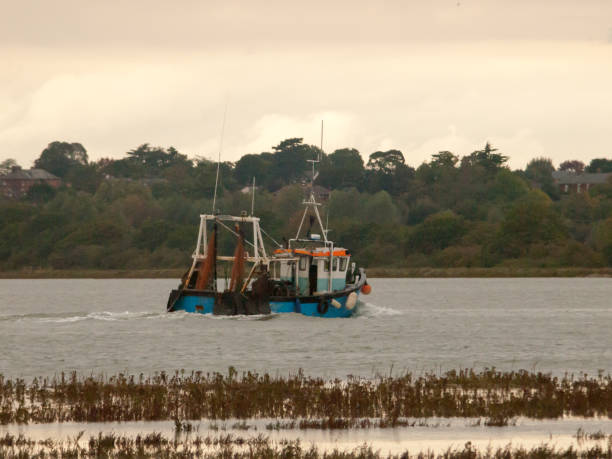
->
<box><xmin>559</xmin><ymin>160</ymin><xmax>585</xmax><ymax>174</ymax></box>
<box><xmin>364</xmin><ymin>150</ymin><xmax>414</xmax><ymax>194</ymax></box>
<box><xmin>34</xmin><ymin>141</ymin><xmax>88</xmax><ymax>177</ymax></box>
<box><xmin>586</xmin><ymin>158</ymin><xmax>612</xmax><ymax>173</ymax></box>
<box><xmin>461</xmin><ymin>142</ymin><xmax>508</xmax><ymax>172</ymax></box>
<box><xmin>318</xmin><ymin>148</ymin><xmax>364</xmax><ymax>189</ymax></box>
<box><xmin>525</xmin><ymin>157</ymin><xmax>558</xmax><ymax>199</ymax></box>
<box><xmin>126</xmin><ymin>144</ymin><xmax>190</xmax><ymax>176</ymax></box>
<box><xmin>0</xmin><ymin>159</ymin><xmax>19</xmax><ymax>175</ymax></box>
<box><xmin>269</xmin><ymin>138</ymin><xmax>320</xmax><ymax>190</ymax></box>
<box><xmin>366</xmin><ymin>150</ymin><xmax>405</xmax><ymax>173</ymax></box>
<box><xmin>234</xmin><ymin>153</ymin><xmax>274</xmax><ymax>186</ymax></box>
<box><xmin>431</xmin><ymin>151</ymin><xmax>459</xmax><ymax>169</ymax></box>
<box><xmin>495</xmin><ymin>190</ymin><xmax>566</xmax><ymax>256</ymax></box>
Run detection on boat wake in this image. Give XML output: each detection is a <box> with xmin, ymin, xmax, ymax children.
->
<box><xmin>0</xmin><ymin>310</ymin><xmax>280</xmax><ymax>323</ymax></box>
<box><xmin>0</xmin><ymin>305</ymin><xmax>393</xmax><ymax>323</ymax></box>
<box><xmin>0</xmin><ymin>311</ymin><xmax>163</xmax><ymax>323</ymax></box>
<box><xmin>354</xmin><ymin>301</ymin><xmax>403</xmax><ymax>318</ymax></box>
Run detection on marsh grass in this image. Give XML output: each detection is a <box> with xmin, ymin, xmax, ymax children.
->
<box><xmin>265</xmin><ymin>418</ymin><xmax>450</xmax><ymax>430</ymax></box>
<box><xmin>0</xmin><ymin>433</ymin><xmax>611</xmax><ymax>458</ymax></box>
<box><xmin>576</xmin><ymin>428</ymin><xmax>611</xmax><ymax>442</ymax></box>
<box><xmin>0</xmin><ymin>368</ymin><xmax>610</xmax><ymax>425</ymax></box>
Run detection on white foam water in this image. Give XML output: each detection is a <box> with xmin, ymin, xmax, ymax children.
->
<box><xmin>355</xmin><ymin>301</ymin><xmax>404</xmax><ymax>318</ymax></box>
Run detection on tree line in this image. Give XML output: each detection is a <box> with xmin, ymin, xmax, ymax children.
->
<box><xmin>1</xmin><ymin>139</ymin><xmax>612</xmax><ymax>270</ymax></box>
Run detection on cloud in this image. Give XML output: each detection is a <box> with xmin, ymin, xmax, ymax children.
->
<box><xmin>1</xmin><ymin>39</ymin><xmax>612</xmax><ymax>169</ymax></box>
<box><xmin>243</xmin><ymin>112</ymin><xmax>356</xmax><ymax>155</ymax></box>
<box><xmin>2</xmin><ymin>1</ymin><xmax>612</xmax><ymax>50</ymax></box>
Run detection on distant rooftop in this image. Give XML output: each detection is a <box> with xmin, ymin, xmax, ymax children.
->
<box><xmin>1</xmin><ymin>167</ymin><xmax>60</xmax><ymax>181</ymax></box>
<box><xmin>552</xmin><ymin>171</ymin><xmax>612</xmax><ymax>185</ymax></box>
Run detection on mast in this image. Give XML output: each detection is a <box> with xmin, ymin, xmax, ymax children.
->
<box><xmin>212</xmin><ymin>99</ymin><xmax>228</xmax><ymax>214</ymax></box>
<box><xmin>289</xmin><ymin>121</ymin><xmax>334</xmax><ymax>291</ymax></box>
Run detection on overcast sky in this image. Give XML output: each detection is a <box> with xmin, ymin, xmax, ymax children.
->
<box><xmin>1</xmin><ymin>0</ymin><xmax>611</xmax><ymax>169</ymax></box>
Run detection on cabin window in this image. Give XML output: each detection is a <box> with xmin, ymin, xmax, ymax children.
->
<box><xmin>339</xmin><ymin>257</ymin><xmax>348</xmax><ymax>271</ymax></box>
<box><xmin>299</xmin><ymin>257</ymin><xmax>307</xmax><ymax>271</ymax></box>
<box><xmin>323</xmin><ymin>260</ymin><xmax>330</xmax><ymax>272</ymax></box>
<box><xmin>332</xmin><ymin>258</ymin><xmax>338</xmax><ymax>271</ymax></box>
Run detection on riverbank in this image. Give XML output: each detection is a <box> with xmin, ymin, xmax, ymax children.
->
<box><xmin>1</xmin><ymin>266</ymin><xmax>611</xmax><ymax>279</ymax></box>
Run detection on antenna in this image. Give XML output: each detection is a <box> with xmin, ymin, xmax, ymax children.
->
<box><xmin>251</xmin><ymin>177</ymin><xmax>256</xmax><ymax>216</ymax></box>
<box><xmin>307</xmin><ymin>120</ymin><xmax>323</xmax><ymax>191</ymax></box>
<box><xmin>319</xmin><ymin>119</ymin><xmax>324</xmax><ymax>162</ymax></box>
<box><xmin>212</xmin><ymin>98</ymin><xmax>228</xmax><ymax>214</ymax></box>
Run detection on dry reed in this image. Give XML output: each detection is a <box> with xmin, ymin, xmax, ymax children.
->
<box><xmin>0</xmin><ymin>368</ymin><xmax>610</xmax><ymax>425</ymax></box>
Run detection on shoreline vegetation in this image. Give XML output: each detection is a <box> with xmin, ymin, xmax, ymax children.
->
<box><xmin>2</xmin><ymin>141</ymin><xmax>612</xmax><ymax>275</ymax></box>
<box><xmin>1</xmin><ymin>369</ymin><xmax>610</xmax><ymax>425</ymax></box>
<box><xmin>2</xmin><ymin>369</ymin><xmax>610</xmax><ymax>457</ymax></box>
<box><xmin>1</xmin><ymin>267</ymin><xmax>611</xmax><ymax>279</ymax></box>
<box><xmin>1</xmin><ymin>432</ymin><xmax>611</xmax><ymax>459</ymax></box>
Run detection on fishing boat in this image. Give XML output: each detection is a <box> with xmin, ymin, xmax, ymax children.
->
<box><xmin>166</xmin><ymin>134</ymin><xmax>370</xmax><ymax>317</ymax></box>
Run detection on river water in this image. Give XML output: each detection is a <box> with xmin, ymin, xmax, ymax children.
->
<box><xmin>2</xmin><ymin>417</ymin><xmax>611</xmax><ymax>455</ymax></box>
<box><xmin>1</xmin><ymin>277</ymin><xmax>610</xmax><ymax>379</ymax></box>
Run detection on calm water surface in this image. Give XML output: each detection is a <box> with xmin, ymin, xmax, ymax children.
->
<box><xmin>3</xmin><ymin>417</ymin><xmax>612</xmax><ymax>455</ymax></box>
<box><xmin>1</xmin><ymin>278</ymin><xmax>610</xmax><ymax>379</ymax></box>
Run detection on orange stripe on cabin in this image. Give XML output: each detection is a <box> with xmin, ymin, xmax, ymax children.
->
<box><xmin>274</xmin><ymin>248</ymin><xmax>349</xmax><ymax>257</ymax></box>
<box><xmin>312</xmin><ymin>250</ymin><xmax>348</xmax><ymax>257</ymax></box>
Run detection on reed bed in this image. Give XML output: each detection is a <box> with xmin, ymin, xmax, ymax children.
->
<box><xmin>0</xmin><ymin>432</ymin><xmax>611</xmax><ymax>458</ymax></box>
<box><xmin>0</xmin><ymin>368</ymin><xmax>610</xmax><ymax>425</ymax></box>
<box><xmin>265</xmin><ymin>418</ymin><xmax>453</xmax><ymax>430</ymax></box>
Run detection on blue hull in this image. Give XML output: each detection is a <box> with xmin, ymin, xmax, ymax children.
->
<box><xmin>170</xmin><ymin>291</ymin><xmax>359</xmax><ymax>318</ymax></box>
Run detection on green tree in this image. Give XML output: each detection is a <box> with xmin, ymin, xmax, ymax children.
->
<box><xmin>66</xmin><ymin>164</ymin><xmax>103</xmax><ymax>194</ymax></box>
<box><xmin>590</xmin><ymin>216</ymin><xmax>612</xmax><ymax>265</ymax></box>
<box><xmin>416</xmin><ymin>151</ymin><xmax>459</xmax><ymax>185</ymax></box>
<box><xmin>490</xmin><ymin>169</ymin><xmax>529</xmax><ymax>202</ymax></box>
<box><xmin>525</xmin><ymin>157</ymin><xmax>558</xmax><ymax>199</ymax></box>
<box><xmin>431</xmin><ymin>151</ymin><xmax>459</xmax><ymax>168</ymax></box>
<box><xmin>126</xmin><ymin>144</ymin><xmax>191</xmax><ymax>177</ymax></box>
<box><xmin>25</xmin><ymin>183</ymin><xmax>57</xmax><ymax>203</ymax></box>
<box><xmin>269</xmin><ymin>138</ymin><xmax>320</xmax><ymax>190</ymax></box>
<box><xmin>366</xmin><ymin>150</ymin><xmax>405</xmax><ymax>173</ymax></box>
<box><xmin>97</xmin><ymin>157</ymin><xmax>142</xmax><ymax>178</ymax></box>
<box><xmin>586</xmin><ymin>158</ymin><xmax>612</xmax><ymax>173</ymax></box>
<box><xmin>34</xmin><ymin>141</ymin><xmax>88</xmax><ymax>177</ymax></box>
<box><xmin>318</xmin><ymin>148</ymin><xmax>364</xmax><ymax>189</ymax></box>
<box><xmin>495</xmin><ymin>190</ymin><xmax>566</xmax><ymax>257</ymax></box>
<box><xmin>406</xmin><ymin>210</ymin><xmax>466</xmax><ymax>254</ymax></box>
<box><xmin>135</xmin><ymin>219</ymin><xmax>173</xmax><ymax>251</ymax></box>
<box><xmin>461</xmin><ymin>142</ymin><xmax>508</xmax><ymax>172</ymax></box>
<box><xmin>327</xmin><ymin>188</ymin><xmax>363</xmax><ymax>220</ymax></box>
<box><xmin>0</xmin><ymin>159</ymin><xmax>18</xmax><ymax>174</ymax></box>
<box><xmin>362</xmin><ymin>191</ymin><xmax>399</xmax><ymax>224</ymax></box>
<box><xmin>559</xmin><ymin>160</ymin><xmax>585</xmax><ymax>173</ymax></box>
<box><xmin>234</xmin><ymin>153</ymin><xmax>274</xmax><ymax>186</ymax></box>
<box><xmin>365</xmin><ymin>150</ymin><xmax>414</xmax><ymax>194</ymax></box>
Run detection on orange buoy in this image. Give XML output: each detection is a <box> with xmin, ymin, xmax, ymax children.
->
<box><xmin>361</xmin><ymin>283</ymin><xmax>372</xmax><ymax>295</ymax></box>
